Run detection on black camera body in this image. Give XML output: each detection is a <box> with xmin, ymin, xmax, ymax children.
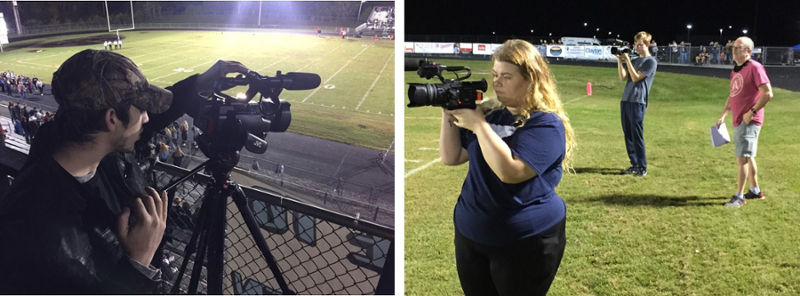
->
<box><xmin>405</xmin><ymin>58</ymin><xmax>487</xmax><ymax>110</ymax></box>
<box><xmin>611</xmin><ymin>46</ymin><xmax>631</xmax><ymax>55</ymax></box>
<box><xmin>195</xmin><ymin>71</ymin><xmax>319</xmax><ymax>155</ymax></box>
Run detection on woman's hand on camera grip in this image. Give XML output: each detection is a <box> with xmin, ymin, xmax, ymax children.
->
<box><xmin>445</xmin><ymin>106</ymin><xmax>486</xmax><ymax>132</ymax></box>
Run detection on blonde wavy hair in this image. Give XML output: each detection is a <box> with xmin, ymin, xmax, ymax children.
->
<box><xmin>482</xmin><ymin>39</ymin><xmax>576</xmax><ymax>171</ymax></box>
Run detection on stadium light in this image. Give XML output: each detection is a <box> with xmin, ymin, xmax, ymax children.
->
<box><xmin>596</xmin><ymin>28</ymin><xmax>599</xmax><ymax>32</ymax></box>
<box><xmin>743</xmin><ymin>29</ymin><xmax>748</xmax><ymax>35</ymax></box>
<box><xmin>720</xmin><ymin>28</ymin><xmax>723</xmax><ymax>36</ymax></box>
<box><xmin>584</xmin><ymin>22</ymin><xmax>587</xmax><ymax>27</ymax></box>
<box><xmin>608</xmin><ymin>31</ymin><xmax>611</xmax><ymax>35</ymax></box>
<box><xmin>549</xmin><ymin>33</ymin><xmax>552</xmax><ymax>36</ymax></box>
<box><xmin>687</xmin><ymin>24</ymin><xmax>692</xmax><ymax>44</ymax></box>
<box><xmin>530</xmin><ymin>29</ymin><xmax>534</xmax><ymax>33</ymax></box>
<box><xmin>729</xmin><ymin>25</ymin><xmax>732</xmax><ymax>29</ymax></box>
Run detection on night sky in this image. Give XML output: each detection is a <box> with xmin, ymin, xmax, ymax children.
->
<box><xmin>405</xmin><ymin>0</ymin><xmax>800</xmax><ymax>46</ymax></box>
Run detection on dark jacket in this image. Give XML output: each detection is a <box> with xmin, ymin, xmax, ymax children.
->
<box><xmin>0</xmin><ymin>74</ymin><xmax>204</xmax><ymax>294</ymax></box>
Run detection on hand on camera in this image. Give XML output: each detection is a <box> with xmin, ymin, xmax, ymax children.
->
<box><xmin>445</xmin><ymin>106</ymin><xmax>486</xmax><ymax>132</ymax></box>
<box><xmin>116</xmin><ymin>186</ymin><xmax>169</xmax><ymax>267</ymax></box>
<box><xmin>195</xmin><ymin>60</ymin><xmax>251</xmax><ymax>98</ymax></box>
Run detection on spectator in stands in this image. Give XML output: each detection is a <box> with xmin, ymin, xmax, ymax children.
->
<box><xmin>711</xmin><ymin>42</ymin><xmax>721</xmax><ymax>64</ymax></box>
<box><xmin>157</xmin><ymin>141</ymin><xmax>169</xmax><ymax>162</ymax></box>
<box><xmin>616</xmin><ymin>31</ymin><xmax>657</xmax><ymax>177</ymax></box>
<box><xmin>0</xmin><ymin>49</ymin><xmax>250</xmax><ymax>293</ymax></box>
<box><xmin>44</xmin><ymin>111</ymin><xmax>52</xmax><ymax>123</ymax></box>
<box><xmin>252</xmin><ymin>159</ymin><xmax>260</xmax><ymax>172</ymax></box>
<box><xmin>717</xmin><ymin>36</ymin><xmax>773</xmax><ymax>207</ymax></box>
<box><xmin>725</xmin><ymin>40</ymin><xmax>734</xmax><ymax>64</ymax></box>
<box><xmin>19</xmin><ymin>115</ymin><xmax>31</xmax><ymax>144</ymax></box>
<box><xmin>669</xmin><ymin>41</ymin><xmax>678</xmax><ymax>63</ymax></box>
<box><xmin>0</xmin><ymin>119</ymin><xmax>5</xmax><ymax>147</ymax></box>
<box><xmin>180</xmin><ymin>121</ymin><xmax>188</xmax><ymax>147</ymax></box>
<box><xmin>12</xmin><ymin>102</ymin><xmax>21</xmax><ymax>123</ymax></box>
<box><xmin>37</xmin><ymin>79</ymin><xmax>44</xmax><ymax>95</ymax></box>
<box><xmin>440</xmin><ymin>39</ymin><xmax>571</xmax><ymax>296</ymax></box>
<box><xmin>170</xmin><ymin>125</ymin><xmax>179</xmax><ymax>147</ymax></box>
<box><xmin>7</xmin><ymin>101</ymin><xmax>15</xmax><ymax>122</ymax></box>
<box><xmin>172</xmin><ymin>146</ymin><xmax>184</xmax><ymax>167</ymax></box>
<box><xmin>17</xmin><ymin>80</ymin><xmax>24</xmax><ymax>100</ymax></box>
<box><xmin>695</xmin><ymin>46</ymin><xmax>710</xmax><ymax>65</ymax></box>
<box><xmin>5</xmin><ymin>78</ymin><xmax>12</xmax><ymax>97</ymax></box>
<box><xmin>317</xmin><ymin>26</ymin><xmax>321</xmax><ymax>37</ymax></box>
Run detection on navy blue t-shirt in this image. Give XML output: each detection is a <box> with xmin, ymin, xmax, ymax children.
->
<box><xmin>454</xmin><ymin>109</ymin><xmax>567</xmax><ymax>246</ymax></box>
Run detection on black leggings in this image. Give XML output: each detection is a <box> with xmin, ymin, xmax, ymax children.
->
<box><xmin>455</xmin><ymin>217</ymin><xmax>566</xmax><ymax>296</ymax></box>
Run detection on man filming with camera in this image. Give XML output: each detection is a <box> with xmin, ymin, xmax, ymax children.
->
<box><xmin>0</xmin><ymin>49</ymin><xmax>248</xmax><ymax>293</ymax></box>
<box><xmin>616</xmin><ymin>31</ymin><xmax>657</xmax><ymax>177</ymax></box>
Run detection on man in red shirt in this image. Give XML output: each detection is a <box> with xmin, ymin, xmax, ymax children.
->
<box><xmin>716</xmin><ymin>37</ymin><xmax>773</xmax><ymax>207</ymax></box>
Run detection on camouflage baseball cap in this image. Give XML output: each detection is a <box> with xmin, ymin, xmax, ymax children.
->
<box><xmin>52</xmin><ymin>49</ymin><xmax>173</xmax><ymax>114</ymax></box>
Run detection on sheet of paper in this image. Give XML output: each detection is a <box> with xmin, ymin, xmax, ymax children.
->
<box><xmin>710</xmin><ymin>123</ymin><xmax>731</xmax><ymax>147</ymax></box>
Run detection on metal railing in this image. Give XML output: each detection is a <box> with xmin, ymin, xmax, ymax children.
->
<box><xmin>0</xmin><ymin>144</ymin><xmax>395</xmax><ymax>295</ymax></box>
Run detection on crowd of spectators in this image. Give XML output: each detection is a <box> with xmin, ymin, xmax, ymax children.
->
<box><xmin>6</xmin><ymin>101</ymin><xmax>52</xmax><ymax>144</ymax></box>
<box><xmin>1</xmin><ymin>71</ymin><xmax>46</xmax><ymax>100</ymax></box>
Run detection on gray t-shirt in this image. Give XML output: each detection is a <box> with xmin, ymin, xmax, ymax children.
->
<box><xmin>621</xmin><ymin>56</ymin><xmax>657</xmax><ymax>106</ymax></box>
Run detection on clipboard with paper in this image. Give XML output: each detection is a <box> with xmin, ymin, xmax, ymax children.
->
<box><xmin>710</xmin><ymin>123</ymin><xmax>731</xmax><ymax>147</ymax></box>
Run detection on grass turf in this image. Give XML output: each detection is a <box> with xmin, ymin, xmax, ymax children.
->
<box><xmin>405</xmin><ymin>59</ymin><xmax>800</xmax><ymax>296</ymax></box>
<box><xmin>0</xmin><ymin>30</ymin><xmax>394</xmax><ymax>151</ymax></box>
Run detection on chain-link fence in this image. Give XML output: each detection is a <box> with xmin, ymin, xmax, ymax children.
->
<box><xmin>152</xmin><ymin>162</ymin><xmax>394</xmax><ymax>294</ymax></box>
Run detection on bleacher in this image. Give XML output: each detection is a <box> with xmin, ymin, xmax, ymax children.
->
<box><xmin>356</xmin><ymin>6</ymin><xmax>394</xmax><ymax>38</ymax></box>
<box><xmin>1</xmin><ymin>116</ymin><xmax>29</xmax><ymax>155</ymax></box>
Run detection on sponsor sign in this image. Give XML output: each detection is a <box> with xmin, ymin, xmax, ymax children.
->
<box><xmin>584</xmin><ymin>46</ymin><xmax>604</xmax><ymax>60</ymax></box>
<box><xmin>414</xmin><ymin>42</ymin><xmax>455</xmax><ymax>54</ymax></box>
<box><xmin>404</xmin><ymin>42</ymin><xmax>414</xmax><ymax>53</ymax></box>
<box><xmin>564</xmin><ymin>46</ymin><xmax>585</xmax><ymax>59</ymax></box>
<box><xmin>547</xmin><ymin>45</ymin><xmax>564</xmax><ymax>57</ymax></box>
<box><xmin>458</xmin><ymin>43</ymin><xmax>473</xmax><ymax>54</ymax></box>
<box><xmin>473</xmin><ymin>43</ymin><xmax>492</xmax><ymax>55</ymax></box>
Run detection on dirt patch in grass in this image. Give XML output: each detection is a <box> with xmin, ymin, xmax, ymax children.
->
<box><xmin>40</xmin><ymin>34</ymin><xmax>126</xmax><ymax>48</ymax></box>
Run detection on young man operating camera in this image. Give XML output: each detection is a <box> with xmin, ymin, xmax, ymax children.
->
<box><xmin>616</xmin><ymin>31</ymin><xmax>657</xmax><ymax>177</ymax></box>
<box><xmin>0</xmin><ymin>49</ymin><xmax>248</xmax><ymax>293</ymax></box>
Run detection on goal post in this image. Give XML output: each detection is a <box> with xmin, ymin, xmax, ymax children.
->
<box><xmin>104</xmin><ymin>1</ymin><xmax>135</xmax><ymax>33</ymax></box>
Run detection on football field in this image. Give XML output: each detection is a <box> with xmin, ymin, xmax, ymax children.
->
<box><xmin>405</xmin><ymin>59</ymin><xmax>800</xmax><ymax>296</ymax></box>
<box><xmin>1</xmin><ymin>30</ymin><xmax>395</xmax><ymax>150</ymax></box>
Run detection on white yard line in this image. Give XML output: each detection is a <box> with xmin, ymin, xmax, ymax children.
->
<box><xmin>21</xmin><ymin>50</ymin><xmax>77</xmax><ymax>62</ymax></box>
<box><xmin>404</xmin><ymin>157</ymin><xmax>441</xmax><ymax>179</ymax></box>
<box><xmin>150</xmin><ymin>58</ymin><xmax>227</xmax><ymax>81</ymax></box>
<box><xmin>254</xmin><ymin>43</ymin><xmax>321</xmax><ymax>73</ymax></box>
<box><xmin>295</xmin><ymin>44</ymin><xmax>345</xmax><ymax>72</ymax></box>
<box><xmin>301</xmin><ymin>44</ymin><xmax>372</xmax><ymax>103</ymax></box>
<box><xmin>355</xmin><ymin>52</ymin><xmax>393</xmax><ymax>110</ymax></box>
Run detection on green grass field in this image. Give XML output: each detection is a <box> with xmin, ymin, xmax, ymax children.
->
<box><xmin>405</xmin><ymin>59</ymin><xmax>800</xmax><ymax>295</ymax></box>
<box><xmin>1</xmin><ymin>30</ymin><xmax>394</xmax><ymax>150</ymax></box>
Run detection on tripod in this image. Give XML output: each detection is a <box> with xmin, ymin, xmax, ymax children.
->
<box><xmin>161</xmin><ymin>123</ymin><xmax>293</xmax><ymax>294</ymax></box>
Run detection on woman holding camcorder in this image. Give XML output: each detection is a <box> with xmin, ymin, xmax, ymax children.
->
<box><xmin>439</xmin><ymin>39</ymin><xmax>575</xmax><ymax>296</ymax></box>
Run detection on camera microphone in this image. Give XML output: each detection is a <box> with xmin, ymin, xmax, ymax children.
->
<box><xmin>405</xmin><ymin>58</ymin><xmax>423</xmax><ymax>71</ymax></box>
<box><xmin>281</xmin><ymin>72</ymin><xmax>322</xmax><ymax>90</ymax></box>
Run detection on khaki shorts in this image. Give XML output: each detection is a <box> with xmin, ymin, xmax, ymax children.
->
<box><xmin>734</xmin><ymin>122</ymin><xmax>761</xmax><ymax>158</ymax></box>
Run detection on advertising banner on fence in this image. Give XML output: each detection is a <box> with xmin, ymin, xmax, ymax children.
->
<box><xmin>491</xmin><ymin>43</ymin><xmax>503</xmax><ymax>54</ymax></box>
<box><xmin>458</xmin><ymin>43</ymin><xmax>473</xmax><ymax>54</ymax></box>
<box><xmin>564</xmin><ymin>46</ymin><xmax>585</xmax><ymax>59</ymax></box>
<box><xmin>584</xmin><ymin>46</ymin><xmax>604</xmax><ymax>60</ymax></box>
<box><xmin>473</xmin><ymin>43</ymin><xmax>493</xmax><ymax>55</ymax></box>
<box><xmin>405</xmin><ymin>42</ymin><xmax>414</xmax><ymax>53</ymax></box>
<box><xmin>535</xmin><ymin>45</ymin><xmax>547</xmax><ymax>57</ymax></box>
<box><xmin>547</xmin><ymin>45</ymin><xmax>565</xmax><ymax>57</ymax></box>
<box><xmin>414</xmin><ymin>42</ymin><xmax>456</xmax><ymax>54</ymax></box>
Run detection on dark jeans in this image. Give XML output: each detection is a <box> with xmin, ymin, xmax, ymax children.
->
<box><xmin>621</xmin><ymin>101</ymin><xmax>647</xmax><ymax>170</ymax></box>
<box><xmin>455</xmin><ymin>217</ymin><xmax>567</xmax><ymax>296</ymax></box>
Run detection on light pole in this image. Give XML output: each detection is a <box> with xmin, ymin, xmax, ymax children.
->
<box><xmin>357</xmin><ymin>0</ymin><xmax>366</xmax><ymax>21</ymax></box>
<box><xmin>687</xmin><ymin>24</ymin><xmax>692</xmax><ymax>44</ymax></box>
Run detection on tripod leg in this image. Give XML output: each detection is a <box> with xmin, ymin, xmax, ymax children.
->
<box><xmin>231</xmin><ymin>184</ymin><xmax>294</xmax><ymax>295</ymax></box>
<box><xmin>171</xmin><ymin>186</ymin><xmax>213</xmax><ymax>295</ymax></box>
<box><xmin>206</xmin><ymin>188</ymin><xmax>228</xmax><ymax>294</ymax></box>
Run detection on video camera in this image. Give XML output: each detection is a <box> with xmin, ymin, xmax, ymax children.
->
<box><xmin>405</xmin><ymin>58</ymin><xmax>487</xmax><ymax>110</ymax></box>
<box><xmin>610</xmin><ymin>46</ymin><xmax>631</xmax><ymax>55</ymax></box>
<box><xmin>194</xmin><ymin>70</ymin><xmax>321</xmax><ymax>156</ymax></box>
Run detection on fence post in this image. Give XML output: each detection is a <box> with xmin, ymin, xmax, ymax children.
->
<box><xmin>374</xmin><ymin>243</ymin><xmax>394</xmax><ymax>294</ymax></box>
